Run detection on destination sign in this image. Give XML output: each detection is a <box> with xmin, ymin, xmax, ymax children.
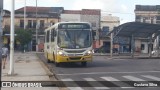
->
<box><xmin>58</xmin><ymin>23</ymin><xmax>90</xmax><ymax>29</ymax></box>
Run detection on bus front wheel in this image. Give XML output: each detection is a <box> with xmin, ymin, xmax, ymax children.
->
<box><xmin>55</xmin><ymin>62</ymin><xmax>60</xmax><ymax>67</ymax></box>
<box><xmin>81</xmin><ymin>62</ymin><xmax>87</xmax><ymax>67</ymax></box>
<box><xmin>52</xmin><ymin>53</ymin><xmax>55</xmax><ymax>63</ymax></box>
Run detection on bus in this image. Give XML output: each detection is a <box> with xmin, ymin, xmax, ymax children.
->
<box><xmin>44</xmin><ymin>22</ymin><xmax>93</xmax><ymax>67</ymax></box>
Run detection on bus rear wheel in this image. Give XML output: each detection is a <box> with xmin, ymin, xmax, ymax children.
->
<box><xmin>81</xmin><ymin>62</ymin><xmax>87</xmax><ymax>67</ymax></box>
<box><xmin>47</xmin><ymin>59</ymin><xmax>51</xmax><ymax>63</ymax></box>
<box><xmin>52</xmin><ymin>53</ymin><xmax>55</xmax><ymax>63</ymax></box>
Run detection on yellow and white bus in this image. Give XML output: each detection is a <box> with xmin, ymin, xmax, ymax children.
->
<box><xmin>44</xmin><ymin>22</ymin><xmax>93</xmax><ymax>67</ymax></box>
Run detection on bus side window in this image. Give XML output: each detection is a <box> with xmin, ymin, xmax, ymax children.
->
<box><xmin>54</xmin><ymin>30</ymin><xmax>57</xmax><ymax>37</ymax></box>
<box><xmin>51</xmin><ymin>29</ymin><xmax>57</xmax><ymax>41</ymax></box>
<box><xmin>47</xmin><ymin>31</ymin><xmax>50</xmax><ymax>42</ymax></box>
<box><xmin>45</xmin><ymin>32</ymin><xmax>46</xmax><ymax>43</ymax></box>
<box><xmin>44</xmin><ymin>33</ymin><xmax>45</xmax><ymax>43</ymax></box>
<box><xmin>51</xmin><ymin>29</ymin><xmax>54</xmax><ymax>42</ymax></box>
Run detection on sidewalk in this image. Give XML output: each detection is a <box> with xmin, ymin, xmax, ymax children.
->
<box><xmin>1</xmin><ymin>52</ymin><xmax>60</xmax><ymax>90</ymax></box>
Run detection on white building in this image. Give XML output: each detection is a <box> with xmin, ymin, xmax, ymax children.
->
<box><xmin>101</xmin><ymin>14</ymin><xmax>120</xmax><ymax>31</ymax></box>
<box><xmin>61</xmin><ymin>10</ymin><xmax>81</xmax><ymax>22</ymax></box>
<box><xmin>100</xmin><ymin>14</ymin><xmax>120</xmax><ymax>53</ymax></box>
<box><xmin>61</xmin><ymin>9</ymin><xmax>101</xmax><ymax>31</ymax></box>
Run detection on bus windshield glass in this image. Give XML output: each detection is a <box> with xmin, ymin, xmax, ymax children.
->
<box><xmin>58</xmin><ymin>29</ymin><xmax>92</xmax><ymax>49</ymax></box>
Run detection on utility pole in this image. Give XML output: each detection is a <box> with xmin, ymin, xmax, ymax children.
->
<box><xmin>110</xmin><ymin>33</ymin><xmax>113</xmax><ymax>58</ymax></box>
<box><xmin>0</xmin><ymin>8</ymin><xmax>3</xmax><ymax>79</ymax></box>
<box><xmin>156</xmin><ymin>36</ymin><xmax>159</xmax><ymax>57</ymax></box>
<box><xmin>8</xmin><ymin>0</ymin><xmax>15</xmax><ymax>75</ymax></box>
<box><xmin>0</xmin><ymin>0</ymin><xmax>3</xmax><ymax>79</ymax></box>
<box><xmin>24</xmin><ymin>0</ymin><xmax>26</xmax><ymax>30</ymax></box>
<box><xmin>36</xmin><ymin>0</ymin><xmax>38</xmax><ymax>51</ymax></box>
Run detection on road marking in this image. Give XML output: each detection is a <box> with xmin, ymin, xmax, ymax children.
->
<box><xmin>100</xmin><ymin>77</ymin><xmax>120</xmax><ymax>81</ymax></box>
<box><xmin>61</xmin><ymin>78</ymin><xmax>84</xmax><ymax>90</ymax></box>
<box><xmin>83</xmin><ymin>78</ymin><xmax>97</xmax><ymax>81</ymax></box>
<box><xmin>101</xmin><ymin>76</ymin><xmax>134</xmax><ymax>89</ymax></box>
<box><xmin>83</xmin><ymin>78</ymin><xmax>110</xmax><ymax>89</ymax></box>
<box><xmin>57</xmin><ymin>71</ymin><xmax>160</xmax><ymax>76</ymax></box>
<box><xmin>141</xmin><ymin>75</ymin><xmax>160</xmax><ymax>81</ymax></box>
<box><xmin>123</xmin><ymin>76</ymin><xmax>146</xmax><ymax>81</ymax></box>
<box><xmin>61</xmin><ymin>78</ymin><xmax>74</xmax><ymax>81</ymax></box>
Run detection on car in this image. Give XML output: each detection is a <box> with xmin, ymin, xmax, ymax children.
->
<box><xmin>152</xmin><ymin>50</ymin><xmax>157</xmax><ymax>55</ymax></box>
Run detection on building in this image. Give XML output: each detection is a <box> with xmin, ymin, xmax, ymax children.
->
<box><xmin>101</xmin><ymin>14</ymin><xmax>120</xmax><ymax>38</ymax></box>
<box><xmin>61</xmin><ymin>10</ymin><xmax>81</xmax><ymax>22</ymax></box>
<box><xmin>101</xmin><ymin>14</ymin><xmax>120</xmax><ymax>31</ymax></box>
<box><xmin>0</xmin><ymin>0</ymin><xmax>3</xmax><ymax>13</ymax></box>
<box><xmin>135</xmin><ymin>5</ymin><xmax>160</xmax><ymax>53</ymax></box>
<box><xmin>3</xmin><ymin>6</ymin><xmax>64</xmax><ymax>51</ymax></box>
<box><xmin>135</xmin><ymin>5</ymin><xmax>160</xmax><ymax>24</ymax></box>
<box><xmin>100</xmin><ymin>14</ymin><xmax>120</xmax><ymax>53</ymax></box>
<box><xmin>61</xmin><ymin>9</ymin><xmax>101</xmax><ymax>48</ymax></box>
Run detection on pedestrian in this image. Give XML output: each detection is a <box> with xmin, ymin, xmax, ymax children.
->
<box><xmin>2</xmin><ymin>45</ymin><xmax>9</xmax><ymax>69</ymax></box>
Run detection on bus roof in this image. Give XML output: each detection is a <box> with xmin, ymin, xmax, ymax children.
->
<box><xmin>45</xmin><ymin>22</ymin><xmax>91</xmax><ymax>31</ymax></box>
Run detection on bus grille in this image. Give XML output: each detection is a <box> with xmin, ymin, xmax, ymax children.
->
<box><xmin>65</xmin><ymin>50</ymin><xmax>85</xmax><ymax>53</ymax></box>
<box><xmin>69</xmin><ymin>57</ymin><xmax>82</xmax><ymax>60</ymax></box>
<box><xmin>68</xmin><ymin>54</ymin><xmax>83</xmax><ymax>56</ymax></box>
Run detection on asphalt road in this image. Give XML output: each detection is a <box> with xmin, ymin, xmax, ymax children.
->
<box><xmin>37</xmin><ymin>53</ymin><xmax>160</xmax><ymax>90</ymax></box>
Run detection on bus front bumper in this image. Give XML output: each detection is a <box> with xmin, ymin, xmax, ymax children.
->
<box><xmin>56</xmin><ymin>55</ymin><xmax>92</xmax><ymax>63</ymax></box>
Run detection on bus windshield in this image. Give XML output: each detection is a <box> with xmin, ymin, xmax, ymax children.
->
<box><xmin>58</xmin><ymin>29</ymin><xmax>92</xmax><ymax>49</ymax></box>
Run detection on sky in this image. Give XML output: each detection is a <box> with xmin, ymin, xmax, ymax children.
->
<box><xmin>3</xmin><ymin>0</ymin><xmax>160</xmax><ymax>24</ymax></box>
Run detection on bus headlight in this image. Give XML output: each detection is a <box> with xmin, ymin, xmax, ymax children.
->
<box><xmin>84</xmin><ymin>50</ymin><xmax>92</xmax><ymax>56</ymax></box>
<box><xmin>58</xmin><ymin>51</ymin><xmax>66</xmax><ymax>56</ymax></box>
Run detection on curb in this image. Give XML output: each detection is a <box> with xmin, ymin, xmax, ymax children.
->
<box><xmin>93</xmin><ymin>54</ymin><xmax>160</xmax><ymax>59</ymax></box>
<box><xmin>36</xmin><ymin>53</ymin><xmax>68</xmax><ymax>90</ymax></box>
<box><xmin>35</xmin><ymin>53</ymin><xmax>57</xmax><ymax>80</ymax></box>
<box><xmin>108</xmin><ymin>57</ymin><xmax>160</xmax><ymax>59</ymax></box>
<box><xmin>38</xmin><ymin>59</ymin><xmax>55</xmax><ymax>77</ymax></box>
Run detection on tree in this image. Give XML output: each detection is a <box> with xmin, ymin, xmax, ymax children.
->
<box><xmin>15</xmin><ymin>29</ymin><xmax>32</xmax><ymax>50</ymax></box>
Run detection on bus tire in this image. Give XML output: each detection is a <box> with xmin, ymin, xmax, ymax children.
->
<box><xmin>47</xmin><ymin>59</ymin><xmax>51</xmax><ymax>63</ymax></box>
<box><xmin>52</xmin><ymin>52</ymin><xmax>55</xmax><ymax>63</ymax></box>
<box><xmin>81</xmin><ymin>62</ymin><xmax>87</xmax><ymax>67</ymax></box>
<box><xmin>55</xmin><ymin>62</ymin><xmax>60</xmax><ymax>67</ymax></box>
